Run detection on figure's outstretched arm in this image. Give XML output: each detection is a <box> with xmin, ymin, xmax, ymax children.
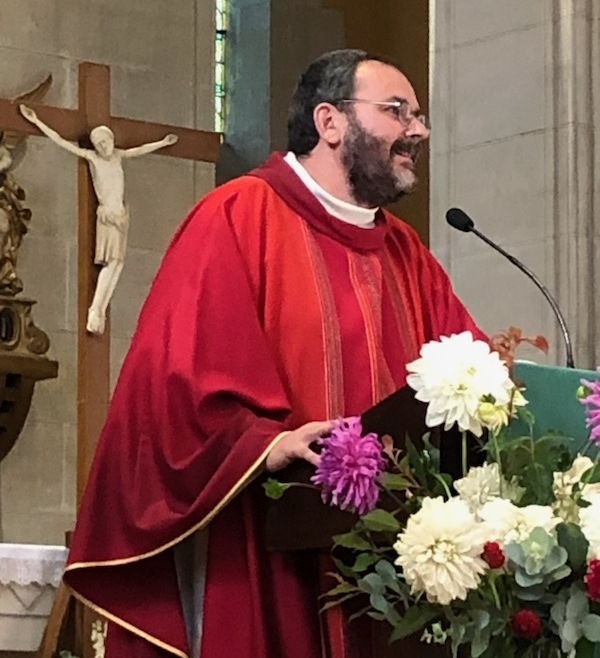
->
<box><xmin>19</xmin><ymin>104</ymin><xmax>91</xmax><ymax>159</ymax></box>
<box><xmin>122</xmin><ymin>133</ymin><xmax>178</xmax><ymax>159</ymax></box>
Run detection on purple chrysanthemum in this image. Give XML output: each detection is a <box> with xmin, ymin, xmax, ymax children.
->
<box><xmin>311</xmin><ymin>416</ymin><xmax>386</xmax><ymax>515</ymax></box>
<box><xmin>581</xmin><ymin>379</ymin><xmax>600</xmax><ymax>445</ymax></box>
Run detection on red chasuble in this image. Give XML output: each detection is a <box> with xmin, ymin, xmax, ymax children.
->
<box><xmin>64</xmin><ymin>152</ymin><xmax>485</xmax><ymax>658</ymax></box>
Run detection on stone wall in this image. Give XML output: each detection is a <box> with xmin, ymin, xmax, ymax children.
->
<box><xmin>430</xmin><ymin>0</ymin><xmax>599</xmax><ymax>368</ymax></box>
<box><xmin>0</xmin><ymin>0</ymin><xmax>216</xmax><ymax>543</ymax></box>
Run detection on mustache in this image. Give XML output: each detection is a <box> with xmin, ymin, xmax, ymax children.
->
<box><xmin>390</xmin><ymin>138</ymin><xmax>422</xmax><ymax>161</ymax></box>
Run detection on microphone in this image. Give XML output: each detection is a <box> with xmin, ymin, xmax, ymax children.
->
<box><xmin>446</xmin><ymin>208</ymin><xmax>575</xmax><ymax>368</ymax></box>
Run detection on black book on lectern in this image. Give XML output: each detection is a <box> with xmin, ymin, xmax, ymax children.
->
<box><xmin>264</xmin><ymin>386</ymin><xmax>473</xmax><ymax>552</ymax></box>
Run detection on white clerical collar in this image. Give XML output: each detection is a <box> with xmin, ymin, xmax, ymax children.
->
<box><xmin>284</xmin><ymin>151</ymin><xmax>377</xmax><ymax>228</ymax></box>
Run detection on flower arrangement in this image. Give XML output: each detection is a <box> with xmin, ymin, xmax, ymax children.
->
<box><xmin>265</xmin><ymin>330</ymin><xmax>600</xmax><ymax>658</ymax></box>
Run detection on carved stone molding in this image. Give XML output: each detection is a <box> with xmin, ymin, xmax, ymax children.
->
<box><xmin>0</xmin><ymin>296</ymin><xmax>57</xmax><ymax>462</ymax></box>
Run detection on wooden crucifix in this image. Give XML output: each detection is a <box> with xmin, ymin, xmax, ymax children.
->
<box><xmin>0</xmin><ymin>61</ymin><xmax>221</xmax><ymax>657</ymax></box>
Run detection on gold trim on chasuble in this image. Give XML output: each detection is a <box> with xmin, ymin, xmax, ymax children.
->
<box><xmin>348</xmin><ymin>252</ymin><xmax>397</xmax><ymax>406</ymax></box>
<box><xmin>298</xmin><ymin>222</ymin><xmax>345</xmax><ymax>418</ymax></box>
<box><xmin>64</xmin><ymin>430</ymin><xmax>291</xmax><ymax>658</ymax></box>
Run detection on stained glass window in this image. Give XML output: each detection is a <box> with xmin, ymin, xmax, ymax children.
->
<box><xmin>215</xmin><ymin>0</ymin><xmax>228</xmax><ymax>133</ymax></box>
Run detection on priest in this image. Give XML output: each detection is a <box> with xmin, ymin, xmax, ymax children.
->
<box><xmin>64</xmin><ymin>49</ymin><xmax>485</xmax><ymax>658</ymax></box>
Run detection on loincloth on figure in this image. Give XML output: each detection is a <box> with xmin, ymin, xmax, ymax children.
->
<box><xmin>95</xmin><ymin>205</ymin><xmax>129</xmax><ymax>265</ymax></box>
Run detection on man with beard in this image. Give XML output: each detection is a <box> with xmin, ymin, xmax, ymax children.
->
<box><xmin>64</xmin><ymin>49</ymin><xmax>484</xmax><ymax>658</ymax></box>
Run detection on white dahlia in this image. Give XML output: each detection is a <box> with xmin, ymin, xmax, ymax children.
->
<box><xmin>580</xmin><ymin>492</ymin><xmax>600</xmax><ymax>559</ymax></box>
<box><xmin>393</xmin><ymin>497</ymin><xmax>488</xmax><ymax>605</ymax></box>
<box><xmin>454</xmin><ymin>463</ymin><xmax>521</xmax><ymax>513</ymax></box>
<box><xmin>406</xmin><ymin>331</ymin><xmax>517</xmax><ymax>437</ymax></box>
<box><xmin>478</xmin><ymin>498</ymin><xmax>560</xmax><ymax>546</ymax></box>
<box><xmin>553</xmin><ymin>455</ymin><xmax>600</xmax><ymax>523</ymax></box>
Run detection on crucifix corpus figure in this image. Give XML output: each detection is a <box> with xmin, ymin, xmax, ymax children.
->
<box><xmin>19</xmin><ymin>103</ymin><xmax>178</xmax><ymax>335</ymax></box>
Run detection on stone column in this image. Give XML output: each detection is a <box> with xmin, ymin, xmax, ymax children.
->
<box><xmin>430</xmin><ymin>0</ymin><xmax>600</xmax><ymax>368</ymax></box>
<box><xmin>549</xmin><ymin>0</ymin><xmax>599</xmax><ymax>368</ymax></box>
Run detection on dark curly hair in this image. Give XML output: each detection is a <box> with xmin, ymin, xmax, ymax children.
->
<box><xmin>287</xmin><ymin>49</ymin><xmax>400</xmax><ymax>156</ymax></box>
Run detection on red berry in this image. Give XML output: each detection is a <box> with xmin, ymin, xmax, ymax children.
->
<box><xmin>586</xmin><ymin>560</ymin><xmax>600</xmax><ymax>601</ymax></box>
<box><xmin>482</xmin><ymin>541</ymin><xmax>505</xmax><ymax>569</ymax></box>
<box><xmin>512</xmin><ymin>609</ymin><xmax>542</xmax><ymax>640</ymax></box>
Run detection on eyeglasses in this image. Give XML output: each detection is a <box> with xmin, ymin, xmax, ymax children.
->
<box><xmin>337</xmin><ymin>98</ymin><xmax>430</xmax><ymax>130</ymax></box>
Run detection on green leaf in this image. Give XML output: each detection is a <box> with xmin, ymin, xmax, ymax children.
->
<box><xmin>262</xmin><ymin>478</ymin><xmax>292</xmax><ymax>499</ymax></box>
<box><xmin>320</xmin><ymin>593</ymin><xmax>358</xmax><ymax>612</ymax></box>
<box><xmin>406</xmin><ymin>437</ymin><xmax>428</xmax><ymax>486</ymax></box>
<box><xmin>351</xmin><ymin>553</ymin><xmax>380</xmax><ymax>573</ymax></box>
<box><xmin>520</xmin><ymin>462</ymin><xmax>555</xmax><ymax>505</ymax></box>
<box><xmin>581</xmin><ymin>464</ymin><xmax>600</xmax><ymax>484</ymax></box>
<box><xmin>380</xmin><ymin>472</ymin><xmax>411</xmax><ymax>491</ymax></box>
<box><xmin>321</xmin><ymin>581</ymin><xmax>357</xmax><ymax>599</ymax></box>
<box><xmin>389</xmin><ymin>605</ymin><xmax>439</xmax><ymax>642</ymax></box>
<box><xmin>575</xmin><ymin>638</ymin><xmax>597</xmax><ymax>658</ymax></box>
<box><xmin>360</xmin><ymin>509</ymin><xmax>401</xmax><ymax>533</ymax></box>
<box><xmin>582</xmin><ymin>614</ymin><xmax>600</xmax><ymax>642</ymax></box>
<box><xmin>332</xmin><ymin>557</ymin><xmax>359</xmax><ymax>579</ymax></box>
<box><xmin>557</xmin><ymin>523</ymin><xmax>589</xmax><ymax>573</ymax></box>
<box><xmin>422</xmin><ymin>434</ymin><xmax>441</xmax><ymax>471</ymax></box>
<box><xmin>333</xmin><ymin>531</ymin><xmax>371</xmax><ymax>550</ymax></box>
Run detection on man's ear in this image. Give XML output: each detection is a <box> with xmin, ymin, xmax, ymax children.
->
<box><xmin>312</xmin><ymin>102</ymin><xmax>345</xmax><ymax>147</ymax></box>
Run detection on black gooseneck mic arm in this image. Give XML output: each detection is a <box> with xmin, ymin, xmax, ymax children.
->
<box><xmin>445</xmin><ymin>207</ymin><xmax>575</xmax><ymax>369</ymax></box>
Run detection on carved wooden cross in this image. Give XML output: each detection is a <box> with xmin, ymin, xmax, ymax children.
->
<box><xmin>0</xmin><ymin>61</ymin><xmax>221</xmax><ymax>657</ymax></box>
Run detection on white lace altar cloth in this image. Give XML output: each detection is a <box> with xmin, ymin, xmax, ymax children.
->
<box><xmin>0</xmin><ymin>543</ymin><xmax>68</xmax><ymax>651</ymax></box>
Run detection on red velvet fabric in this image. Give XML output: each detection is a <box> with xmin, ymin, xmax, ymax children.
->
<box><xmin>65</xmin><ymin>152</ymin><xmax>484</xmax><ymax>657</ymax></box>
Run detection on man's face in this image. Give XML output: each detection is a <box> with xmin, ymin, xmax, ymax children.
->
<box><xmin>92</xmin><ymin>131</ymin><xmax>115</xmax><ymax>159</ymax></box>
<box><xmin>340</xmin><ymin>61</ymin><xmax>429</xmax><ymax>207</ymax></box>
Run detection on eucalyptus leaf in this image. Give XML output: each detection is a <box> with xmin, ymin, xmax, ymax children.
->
<box><xmin>357</xmin><ymin>572</ymin><xmax>385</xmax><ymax>596</ymax></box>
<box><xmin>582</xmin><ymin>614</ymin><xmax>600</xmax><ymax>642</ymax></box>
<box><xmin>471</xmin><ymin>627</ymin><xmax>491</xmax><ymax>658</ymax></box>
<box><xmin>375</xmin><ymin>559</ymin><xmax>401</xmax><ymax>593</ymax></box>
<box><xmin>566</xmin><ymin>591</ymin><xmax>589</xmax><ymax>621</ymax></box>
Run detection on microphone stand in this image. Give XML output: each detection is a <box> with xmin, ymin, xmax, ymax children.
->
<box><xmin>470</xmin><ymin>226</ymin><xmax>575</xmax><ymax>369</ymax></box>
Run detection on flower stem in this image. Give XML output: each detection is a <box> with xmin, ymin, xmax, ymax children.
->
<box><xmin>488</xmin><ymin>573</ymin><xmax>501</xmax><ymax>610</ymax></box>
<box><xmin>461</xmin><ymin>431</ymin><xmax>468</xmax><ymax>477</ymax></box>
<box><xmin>492</xmin><ymin>429</ymin><xmax>503</xmax><ymax>498</ymax></box>
<box><xmin>432</xmin><ymin>472</ymin><xmax>452</xmax><ymax>499</ymax></box>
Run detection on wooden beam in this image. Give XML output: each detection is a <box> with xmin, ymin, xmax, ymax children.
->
<box><xmin>0</xmin><ymin>102</ymin><xmax>222</xmax><ymax>164</ymax></box>
<box><xmin>112</xmin><ymin>117</ymin><xmax>221</xmax><ymax>162</ymax></box>
<box><xmin>0</xmin><ymin>98</ymin><xmax>86</xmax><ymax>140</ymax></box>
<box><xmin>76</xmin><ymin>63</ymin><xmax>111</xmax><ymax>506</ymax></box>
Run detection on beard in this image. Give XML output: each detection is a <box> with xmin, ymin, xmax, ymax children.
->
<box><xmin>341</xmin><ymin>116</ymin><xmax>421</xmax><ymax>208</ymax></box>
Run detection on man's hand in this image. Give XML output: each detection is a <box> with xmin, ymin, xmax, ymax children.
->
<box><xmin>163</xmin><ymin>133</ymin><xmax>178</xmax><ymax>146</ymax></box>
<box><xmin>266</xmin><ymin>420</ymin><xmax>334</xmax><ymax>472</ymax></box>
<box><xmin>19</xmin><ymin>104</ymin><xmax>38</xmax><ymax>123</ymax></box>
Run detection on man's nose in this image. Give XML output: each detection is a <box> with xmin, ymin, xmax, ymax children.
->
<box><xmin>405</xmin><ymin>118</ymin><xmax>430</xmax><ymax>140</ymax></box>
